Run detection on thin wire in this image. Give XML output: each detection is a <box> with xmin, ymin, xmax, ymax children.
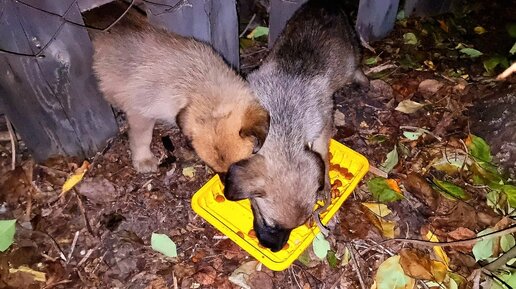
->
<box><xmin>0</xmin><ymin>0</ymin><xmax>135</xmax><ymax>57</ymax></box>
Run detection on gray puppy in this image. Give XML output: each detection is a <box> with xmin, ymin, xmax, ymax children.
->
<box><xmin>223</xmin><ymin>0</ymin><xmax>368</xmax><ymax>252</ymax></box>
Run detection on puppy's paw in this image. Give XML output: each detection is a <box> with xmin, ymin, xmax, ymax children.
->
<box><xmin>132</xmin><ymin>156</ymin><xmax>159</xmax><ymax>173</ymax></box>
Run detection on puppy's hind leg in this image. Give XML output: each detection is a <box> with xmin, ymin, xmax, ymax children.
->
<box><xmin>127</xmin><ymin>112</ymin><xmax>159</xmax><ymax>173</ymax></box>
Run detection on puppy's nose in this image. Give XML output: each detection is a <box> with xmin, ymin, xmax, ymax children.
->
<box><xmin>255</xmin><ymin>224</ymin><xmax>291</xmax><ymax>252</ymax></box>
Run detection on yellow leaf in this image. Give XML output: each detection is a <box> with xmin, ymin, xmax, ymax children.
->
<box><xmin>474</xmin><ymin>26</ymin><xmax>486</xmax><ymax>35</ymax></box>
<box><xmin>399</xmin><ymin>248</ymin><xmax>448</xmax><ymax>282</ymax></box>
<box><xmin>61</xmin><ymin>161</ymin><xmax>90</xmax><ymax>194</ymax></box>
<box><xmin>182</xmin><ymin>166</ymin><xmax>196</xmax><ymax>178</ymax></box>
<box><xmin>362</xmin><ymin>203</ymin><xmax>392</xmax><ymax>217</ymax></box>
<box><xmin>386</xmin><ymin>179</ymin><xmax>402</xmax><ymax>193</ymax></box>
<box><xmin>425</xmin><ymin>231</ymin><xmax>450</xmax><ymax>268</ymax></box>
<box><xmin>9</xmin><ymin>266</ymin><xmax>46</xmax><ymax>282</ymax></box>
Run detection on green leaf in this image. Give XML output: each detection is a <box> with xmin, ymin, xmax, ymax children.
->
<box><xmin>151</xmin><ymin>233</ymin><xmax>177</xmax><ymax>257</ymax></box>
<box><xmin>510</xmin><ymin>42</ymin><xmax>516</xmax><ymax>55</ymax></box>
<box><xmin>396</xmin><ymin>10</ymin><xmax>406</xmax><ymax>20</ymax></box>
<box><xmin>460</xmin><ymin>48</ymin><xmax>483</xmax><ymax>58</ymax></box>
<box><xmin>297</xmin><ymin>249</ymin><xmax>311</xmax><ymax>266</ymax></box>
<box><xmin>472</xmin><ymin>228</ymin><xmax>496</xmax><ymax>261</ymax></box>
<box><xmin>431</xmin><ymin>154</ymin><xmax>468</xmax><ymax>175</ymax></box>
<box><xmin>470</xmin><ymin>161</ymin><xmax>504</xmax><ymax>190</ymax></box>
<box><xmin>367</xmin><ymin>177</ymin><xmax>404</xmax><ymax>203</ymax></box>
<box><xmin>0</xmin><ymin>219</ymin><xmax>16</xmax><ymax>252</ymax></box>
<box><xmin>312</xmin><ymin>232</ymin><xmax>330</xmax><ymax>259</ymax></box>
<box><xmin>483</xmin><ymin>56</ymin><xmax>506</xmax><ymax>75</ymax></box>
<box><xmin>433</xmin><ymin>179</ymin><xmax>469</xmax><ymax>200</ymax></box>
<box><xmin>486</xmin><ymin>190</ymin><xmax>505</xmax><ymax>211</ymax></box>
<box><xmin>403</xmin><ymin>130</ymin><xmax>424</xmax><ymax>140</ymax></box>
<box><xmin>403</xmin><ymin>32</ymin><xmax>418</xmax><ymax>45</ymax></box>
<box><xmin>364</xmin><ymin>56</ymin><xmax>379</xmax><ymax>66</ymax></box>
<box><xmin>507</xmin><ymin>23</ymin><xmax>516</xmax><ymax>38</ymax></box>
<box><xmin>326</xmin><ymin>250</ymin><xmax>338</xmax><ymax>268</ymax></box>
<box><xmin>493</xmin><ymin>271</ymin><xmax>516</xmax><ymax>289</ymax></box>
<box><xmin>395</xmin><ymin>100</ymin><xmax>426</xmax><ymax>114</ymax></box>
<box><xmin>380</xmin><ymin>146</ymin><xmax>399</xmax><ymax>173</ymax></box>
<box><xmin>501</xmin><ymin>235</ymin><xmax>515</xmax><ymax>252</ymax></box>
<box><xmin>467</xmin><ymin>134</ymin><xmax>492</xmax><ymax>162</ymax></box>
<box><xmin>375</xmin><ymin>255</ymin><xmax>415</xmax><ymax>289</ymax></box>
<box><xmin>247</xmin><ymin>26</ymin><xmax>269</xmax><ymax>39</ymax></box>
<box><xmin>504</xmin><ymin>185</ymin><xmax>516</xmax><ymax>208</ymax></box>
<box><xmin>367</xmin><ymin>134</ymin><xmax>388</xmax><ymax>144</ymax></box>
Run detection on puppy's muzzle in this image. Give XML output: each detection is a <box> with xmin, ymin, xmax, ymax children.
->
<box><xmin>254</xmin><ymin>219</ymin><xmax>291</xmax><ymax>252</ymax></box>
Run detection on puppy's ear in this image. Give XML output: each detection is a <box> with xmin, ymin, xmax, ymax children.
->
<box><xmin>240</xmin><ymin>103</ymin><xmax>270</xmax><ymax>153</ymax></box>
<box><xmin>224</xmin><ymin>156</ymin><xmax>265</xmax><ymax>201</ymax></box>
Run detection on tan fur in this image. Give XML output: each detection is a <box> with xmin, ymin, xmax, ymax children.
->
<box><xmin>91</xmin><ymin>7</ymin><xmax>268</xmax><ymax>173</ymax></box>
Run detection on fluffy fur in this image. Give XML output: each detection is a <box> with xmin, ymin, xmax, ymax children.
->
<box><xmin>224</xmin><ymin>0</ymin><xmax>369</xmax><ymax>251</ymax></box>
<box><xmin>91</xmin><ymin>6</ymin><xmax>269</xmax><ymax>173</ymax></box>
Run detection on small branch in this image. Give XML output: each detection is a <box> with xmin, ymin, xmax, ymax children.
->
<box><xmin>239</xmin><ymin>13</ymin><xmax>256</xmax><ymax>38</ymax></box>
<box><xmin>5</xmin><ymin>116</ymin><xmax>17</xmax><ymax>170</ymax></box>
<box><xmin>484</xmin><ymin>245</ymin><xmax>516</xmax><ymax>271</ymax></box>
<box><xmin>383</xmin><ymin>225</ymin><xmax>516</xmax><ymax>247</ymax></box>
<box><xmin>347</xmin><ymin>244</ymin><xmax>366</xmax><ymax>289</ymax></box>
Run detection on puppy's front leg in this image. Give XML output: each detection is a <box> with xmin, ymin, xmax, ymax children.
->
<box><xmin>311</xmin><ymin>120</ymin><xmax>333</xmax><ymax>193</ymax></box>
<box><xmin>127</xmin><ymin>112</ymin><xmax>158</xmax><ymax>173</ymax></box>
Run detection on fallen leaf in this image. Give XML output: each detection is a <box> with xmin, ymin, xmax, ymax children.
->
<box><xmin>403</xmin><ymin>130</ymin><xmax>424</xmax><ymax>140</ymax></box>
<box><xmin>151</xmin><ymin>233</ymin><xmax>177</xmax><ymax>257</ymax></box>
<box><xmin>248</xmin><ymin>271</ymin><xmax>273</xmax><ymax>289</ymax></box>
<box><xmin>362</xmin><ymin>207</ymin><xmax>396</xmax><ymax>238</ymax></box>
<box><xmin>472</xmin><ymin>228</ymin><xmax>496</xmax><ymax>261</ymax></box>
<box><xmin>341</xmin><ymin>247</ymin><xmax>351</xmax><ymax>266</ymax></box>
<box><xmin>474</xmin><ymin>26</ymin><xmax>487</xmax><ymax>34</ymax></box>
<box><xmin>313</xmin><ymin>232</ymin><xmax>330</xmax><ymax>259</ymax></box>
<box><xmin>361</xmin><ymin>203</ymin><xmax>392</xmax><ymax>217</ymax></box>
<box><xmin>367</xmin><ymin>177</ymin><xmax>404</xmax><ymax>203</ymax></box>
<box><xmin>0</xmin><ymin>219</ymin><xmax>16</xmax><ymax>252</ymax></box>
<box><xmin>460</xmin><ymin>48</ymin><xmax>483</xmax><ymax>58</ymax></box>
<box><xmin>395</xmin><ymin>100</ymin><xmax>426</xmax><ymax>114</ymax></box>
<box><xmin>510</xmin><ymin>42</ymin><xmax>516</xmax><ymax>55</ymax></box>
<box><xmin>403</xmin><ymin>32</ymin><xmax>418</xmax><ymax>45</ymax></box>
<box><xmin>418</xmin><ymin>79</ymin><xmax>444</xmax><ymax>95</ymax></box>
<box><xmin>364</xmin><ymin>56</ymin><xmax>380</xmax><ymax>65</ymax></box>
<box><xmin>61</xmin><ymin>161</ymin><xmax>90</xmax><ymax>194</ymax></box>
<box><xmin>503</xmin><ymin>185</ymin><xmax>516</xmax><ymax>208</ymax></box>
<box><xmin>182</xmin><ymin>166</ymin><xmax>196</xmax><ymax>178</ymax></box>
<box><xmin>493</xmin><ymin>271</ymin><xmax>516</xmax><ymax>289</ymax></box>
<box><xmin>465</xmin><ymin>134</ymin><xmax>492</xmax><ymax>162</ymax></box>
<box><xmin>326</xmin><ymin>250</ymin><xmax>338</xmax><ymax>268</ymax></box>
<box><xmin>194</xmin><ymin>266</ymin><xmax>217</xmax><ymax>286</ymax></box>
<box><xmin>433</xmin><ymin>179</ymin><xmax>469</xmax><ymax>200</ymax></box>
<box><xmin>247</xmin><ymin>26</ymin><xmax>269</xmax><ymax>39</ymax></box>
<box><xmin>402</xmin><ymin>173</ymin><xmax>440</xmax><ymax>210</ymax></box>
<box><xmin>431</xmin><ymin>154</ymin><xmax>468</xmax><ymax>175</ymax></box>
<box><xmin>228</xmin><ymin>261</ymin><xmax>259</xmax><ymax>289</ymax></box>
<box><xmin>438</xmin><ymin>20</ymin><xmax>449</xmax><ymax>32</ymax></box>
<box><xmin>424</xmin><ymin>230</ymin><xmax>450</xmax><ymax>267</ymax></box>
<box><xmin>375</xmin><ymin>255</ymin><xmax>415</xmax><ymax>289</ymax></box>
<box><xmin>501</xmin><ymin>234</ymin><xmax>515</xmax><ymax>252</ymax></box>
<box><xmin>380</xmin><ymin>146</ymin><xmax>398</xmax><ymax>173</ymax></box>
<box><xmin>447</xmin><ymin>227</ymin><xmax>476</xmax><ymax>252</ymax></box>
<box><xmin>399</xmin><ymin>248</ymin><xmax>447</xmax><ymax>282</ymax></box>
<box><xmin>9</xmin><ymin>266</ymin><xmax>46</xmax><ymax>282</ymax></box>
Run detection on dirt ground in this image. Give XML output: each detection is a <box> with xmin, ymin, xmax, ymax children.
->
<box><xmin>1</xmin><ymin>1</ymin><xmax>515</xmax><ymax>288</ymax></box>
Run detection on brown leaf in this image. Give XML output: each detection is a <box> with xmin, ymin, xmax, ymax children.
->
<box><xmin>418</xmin><ymin>79</ymin><xmax>444</xmax><ymax>96</ymax></box>
<box><xmin>402</xmin><ymin>173</ymin><xmax>440</xmax><ymax>210</ymax></box>
<box><xmin>399</xmin><ymin>248</ymin><xmax>447</xmax><ymax>282</ymax></box>
<box><xmin>194</xmin><ymin>266</ymin><xmax>217</xmax><ymax>286</ymax></box>
<box><xmin>248</xmin><ymin>271</ymin><xmax>273</xmax><ymax>289</ymax></box>
<box><xmin>446</xmin><ymin>227</ymin><xmax>476</xmax><ymax>252</ymax></box>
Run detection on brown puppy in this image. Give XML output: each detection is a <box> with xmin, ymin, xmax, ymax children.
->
<box><xmin>90</xmin><ymin>6</ymin><xmax>269</xmax><ymax>173</ymax></box>
<box><xmin>224</xmin><ymin>0</ymin><xmax>368</xmax><ymax>251</ymax></box>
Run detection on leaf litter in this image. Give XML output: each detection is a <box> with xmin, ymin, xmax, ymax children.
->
<box><xmin>0</xmin><ymin>1</ymin><xmax>515</xmax><ymax>288</ymax></box>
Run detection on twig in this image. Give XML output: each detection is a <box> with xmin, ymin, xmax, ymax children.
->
<box><xmin>368</xmin><ymin>165</ymin><xmax>388</xmax><ymax>178</ymax></box>
<box><xmin>4</xmin><ymin>116</ymin><xmax>17</xmax><ymax>170</ymax></box>
<box><xmin>239</xmin><ymin>13</ymin><xmax>257</xmax><ymax>38</ymax></box>
<box><xmin>67</xmin><ymin>231</ymin><xmax>80</xmax><ymax>264</ymax></box>
<box><xmin>74</xmin><ymin>191</ymin><xmax>94</xmax><ymax>235</ymax></box>
<box><xmin>77</xmin><ymin>248</ymin><xmax>94</xmax><ymax>267</ymax></box>
<box><xmin>347</xmin><ymin>244</ymin><xmax>366</xmax><ymax>289</ymax></box>
<box><xmin>484</xmin><ymin>245</ymin><xmax>516</xmax><ymax>271</ymax></box>
<box><xmin>364</xmin><ymin>63</ymin><xmax>397</xmax><ymax>75</ymax></box>
<box><xmin>383</xmin><ymin>225</ymin><xmax>516</xmax><ymax>247</ymax></box>
<box><xmin>290</xmin><ymin>267</ymin><xmax>303</xmax><ymax>289</ymax></box>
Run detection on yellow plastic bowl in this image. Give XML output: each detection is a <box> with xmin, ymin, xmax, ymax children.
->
<box><xmin>191</xmin><ymin>139</ymin><xmax>369</xmax><ymax>271</ymax></box>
